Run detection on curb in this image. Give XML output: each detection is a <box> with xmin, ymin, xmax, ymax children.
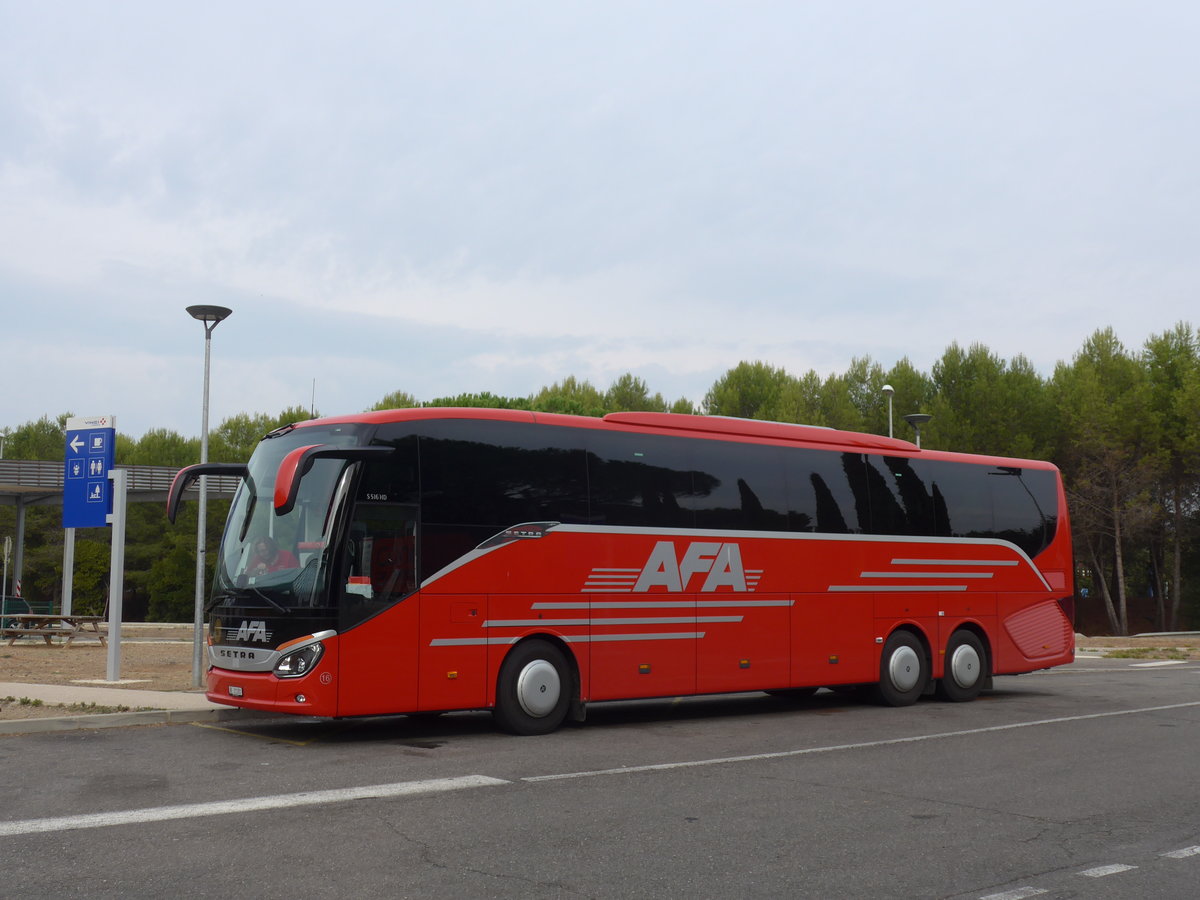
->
<box><xmin>0</xmin><ymin>707</ymin><xmax>269</xmax><ymax>737</ymax></box>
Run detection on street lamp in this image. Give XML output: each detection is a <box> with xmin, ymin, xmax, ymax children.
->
<box><xmin>881</xmin><ymin>384</ymin><xmax>894</xmax><ymax>438</ymax></box>
<box><xmin>903</xmin><ymin>413</ymin><xmax>932</xmax><ymax>449</ymax></box>
<box><xmin>187</xmin><ymin>304</ymin><xmax>232</xmax><ymax>687</ymax></box>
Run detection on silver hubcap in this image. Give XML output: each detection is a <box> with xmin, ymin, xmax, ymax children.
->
<box><xmin>949</xmin><ymin>643</ymin><xmax>981</xmax><ymax>689</ymax></box>
<box><xmin>888</xmin><ymin>646</ymin><xmax>921</xmax><ymax>692</ymax></box>
<box><xmin>515</xmin><ymin>659</ymin><xmax>561</xmax><ymax>718</ymax></box>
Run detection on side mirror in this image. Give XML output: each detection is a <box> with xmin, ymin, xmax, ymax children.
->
<box><xmin>273</xmin><ymin>445</ymin><xmax>395</xmax><ymax>516</ymax></box>
<box><xmin>166</xmin><ymin>463</ymin><xmax>250</xmax><ymax>523</ymax></box>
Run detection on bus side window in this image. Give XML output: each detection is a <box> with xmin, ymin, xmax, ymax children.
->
<box><xmin>341</xmin><ymin>502</ymin><xmax>417</xmax><ymax>630</ymax></box>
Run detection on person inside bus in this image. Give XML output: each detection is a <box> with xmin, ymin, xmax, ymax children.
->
<box><xmin>246</xmin><ymin>535</ymin><xmax>299</xmax><ymax>576</ymax></box>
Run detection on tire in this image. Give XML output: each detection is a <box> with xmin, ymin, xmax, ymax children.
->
<box><xmin>493</xmin><ymin>639</ymin><xmax>572</xmax><ymax>736</ymax></box>
<box><xmin>875</xmin><ymin>630</ymin><xmax>928</xmax><ymax>707</ymax></box>
<box><xmin>937</xmin><ymin>630</ymin><xmax>987</xmax><ymax>702</ymax></box>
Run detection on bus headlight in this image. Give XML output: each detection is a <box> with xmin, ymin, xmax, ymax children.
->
<box><xmin>274</xmin><ymin>642</ymin><xmax>325</xmax><ymax>678</ymax></box>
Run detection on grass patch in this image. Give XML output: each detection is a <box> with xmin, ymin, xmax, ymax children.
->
<box><xmin>1103</xmin><ymin>648</ymin><xmax>1189</xmax><ymax>660</ymax></box>
<box><xmin>59</xmin><ymin>701</ymin><xmax>135</xmax><ymax>714</ymax></box>
<box><xmin>1</xmin><ymin>695</ymin><xmax>46</xmax><ymax>709</ymax></box>
<box><xmin>2</xmin><ymin>695</ymin><xmax>143</xmax><ymax>714</ymax></box>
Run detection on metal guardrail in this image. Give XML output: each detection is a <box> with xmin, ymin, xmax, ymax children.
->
<box><xmin>1</xmin><ymin>595</ymin><xmax>53</xmax><ymax>628</ymax></box>
<box><xmin>1132</xmin><ymin>631</ymin><xmax>1200</xmax><ymax>637</ymax></box>
<box><xmin>0</xmin><ymin>460</ymin><xmax>242</xmax><ymax>500</ymax></box>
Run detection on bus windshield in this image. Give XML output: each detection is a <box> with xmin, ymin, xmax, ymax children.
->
<box><xmin>210</xmin><ymin>423</ymin><xmax>369</xmax><ymax>612</ymax></box>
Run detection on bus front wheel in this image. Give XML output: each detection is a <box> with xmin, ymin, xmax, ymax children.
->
<box><xmin>493</xmin><ymin>639</ymin><xmax>572</xmax><ymax>735</ymax></box>
<box><xmin>937</xmin><ymin>630</ymin><xmax>987</xmax><ymax>702</ymax></box>
<box><xmin>875</xmin><ymin>631</ymin><xmax>927</xmax><ymax>707</ymax></box>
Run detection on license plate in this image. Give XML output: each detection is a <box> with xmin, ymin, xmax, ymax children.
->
<box><xmin>228</xmin><ymin>685</ymin><xmax>244</xmax><ymax>698</ymax></box>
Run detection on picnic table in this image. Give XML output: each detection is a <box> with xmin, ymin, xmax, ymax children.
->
<box><xmin>1</xmin><ymin>614</ymin><xmax>108</xmax><ymax>648</ymax></box>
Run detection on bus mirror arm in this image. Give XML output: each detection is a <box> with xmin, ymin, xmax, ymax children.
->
<box><xmin>274</xmin><ymin>445</ymin><xmax>396</xmax><ymax>516</ymax></box>
<box><xmin>166</xmin><ymin>462</ymin><xmax>250</xmax><ymax>523</ymax></box>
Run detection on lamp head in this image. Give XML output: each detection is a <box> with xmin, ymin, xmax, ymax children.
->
<box><xmin>186</xmin><ymin>305</ymin><xmax>233</xmax><ymax>324</ymax></box>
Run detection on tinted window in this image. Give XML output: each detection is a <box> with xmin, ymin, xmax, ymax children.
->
<box><xmin>786</xmin><ymin>449</ymin><xmax>865</xmax><ymax>533</ymax></box>
<box><xmin>374</xmin><ymin>419</ymin><xmax>1058</xmax><ymax>567</ymax></box>
<box><xmin>377</xmin><ymin>420</ymin><xmax>589</xmax><ymax>578</ymax></box>
<box><xmin>360</xmin><ymin>434</ymin><xmax>420</xmax><ymax>505</ymax></box>
<box><xmin>586</xmin><ymin>430</ymin><xmax>694</xmax><ymax>528</ymax></box>
<box><xmin>906</xmin><ymin>458</ymin><xmax>1058</xmax><ymax>556</ymax></box>
<box><xmin>414</xmin><ymin>420</ymin><xmax>589</xmax><ymax>529</ymax></box>
<box><xmin>990</xmin><ymin>466</ymin><xmax>1058</xmax><ymax>555</ymax></box>
<box><xmin>868</xmin><ymin>456</ymin><xmax>936</xmax><ymax>536</ymax></box>
<box><xmin>340</xmin><ymin>502</ymin><xmax>417</xmax><ymax>629</ymax></box>
<box><xmin>688</xmin><ymin>439</ymin><xmax>790</xmax><ymax>531</ymax></box>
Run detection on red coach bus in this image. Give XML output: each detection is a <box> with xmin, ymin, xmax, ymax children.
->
<box><xmin>168</xmin><ymin>408</ymin><xmax>1074</xmax><ymax>734</ymax></box>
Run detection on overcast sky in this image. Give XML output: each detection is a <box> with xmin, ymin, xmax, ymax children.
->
<box><xmin>2</xmin><ymin>2</ymin><xmax>1198</xmax><ymax>440</ymax></box>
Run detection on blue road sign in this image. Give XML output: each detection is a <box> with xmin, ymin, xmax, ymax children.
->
<box><xmin>63</xmin><ymin>414</ymin><xmax>117</xmax><ymax>528</ymax></box>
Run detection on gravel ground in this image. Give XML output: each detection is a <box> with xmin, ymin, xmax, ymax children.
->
<box><xmin>0</xmin><ymin>624</ymin><xmax>196</xmax><ymax>720</ymax></box>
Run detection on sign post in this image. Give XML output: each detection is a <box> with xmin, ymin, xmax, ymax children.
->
<box><xmin>63</xmin><ymin>415</ymin><xmax>126</xmax><ymax>680</ymax></box>
<box><xmin>2</xmin><ymin>535</ymin><xmax>10</xmax><ymax>622</ymax></box>
<box><xmin>105</xmin><ymin>468</ymin><xmax>127</xmax><ymax>682</ymax></box>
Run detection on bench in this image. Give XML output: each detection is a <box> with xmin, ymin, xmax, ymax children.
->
<box><xmin>2</xmin><ymin>615</ymin><xmax>108</xmax><ymax>648</ymax></box>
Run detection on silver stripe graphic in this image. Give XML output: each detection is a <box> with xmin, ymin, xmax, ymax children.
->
<box><xmin>548</xmin><ymin>525</ymin><xmax>1052</xmax><ymax>590</ymax></box>
<box><xmin>858</xmin><ymin>571</ymin><xmax>994</xmax><ymax>579</ymax></box>
<box><xmin>421</xmin><ymin>524</ymin><xmax>1052</xmax><ymax>592</ymax></box>
<box><xmin>482</xmin><ymin>617</ymin><xmax>742</xmax><ymax>627</ymax></box>
<box><xmin>530</xmin><ymin>600</ymin><xmax>793</xmax><ymax>609</ymax></box>
<box><xmin>429</xmin><ymin>632</ymin><xmax>705</xmax><ymax>647</ymax></box>
<box><xmin>696</xmin><ymin>599</ymin><xmax>790</xmax><ymax>608</ymax></box>
<box><xmin>827</xmin><ymin>585</ymin><xmax>968</xmax><ymax>592</ymax></box>
<box><xmin>891</xmin><ymin>558</ymin><xmax>1019</xmax><ymax>566</ymax></box>
<box><xmin>565</xmin><ymin>632</ymin><xmax>704</xmax><ymax>643</ymax></box>
<box><xmin>535</xmin><ymin>601</ymin><xmax>684</xmax><ymax>609</ymax></box>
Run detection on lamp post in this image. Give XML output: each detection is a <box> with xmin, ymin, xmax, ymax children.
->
<box><xmin>903</xmin><ymin>413</ymin><xmax>932</xmax><ymax>449</ymax></box>
<box><xmin>881</xmin><ymin>384</ymin><xmax>894</xmax><ymax>438</ymax></box>
<box><xmin>187</xmin><ymin>304</ymin><xmax>232</xmax><ymax>687</ymax></box>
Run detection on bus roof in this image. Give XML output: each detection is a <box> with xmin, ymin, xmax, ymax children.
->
<box><xmin>294</xmin><ymin>407</ymin><xmax>1056</xmax><ymax>470</ymax></box>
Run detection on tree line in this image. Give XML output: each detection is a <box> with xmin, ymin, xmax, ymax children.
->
<box><xmin>2</xmin><ymin>325</ymin><xmax>1197</xmax><ymax>634</ymax></box>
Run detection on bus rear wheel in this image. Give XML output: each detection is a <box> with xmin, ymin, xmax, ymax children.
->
<box><xmin>875</xmin><ymin>631</ymin><xmax>927</xmax><ymax>707</ymax></box>
<box><xmin>493</xmin><ymin>639</ymin><xmax>572</xmax><ymax>736</ymax></box>
<box><xmin>937</xmin><ymin>630</ymin><xmax>987</xmax><ymax>702</ymax></box>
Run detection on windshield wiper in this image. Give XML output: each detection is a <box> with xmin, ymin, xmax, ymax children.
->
<box><xmin>236</xmin><ymin>477</ymin><xmax>259</xmax><ymax>542</ymax></box>
<box><xmin>207</xmin><ymin>587</ymin><xmax>287</xmax><ymax>614</ymax></box>
<box><xmin>250</xmin><ymin>588</ymin><xmax>287</xmax><ymax>613</ymax></box>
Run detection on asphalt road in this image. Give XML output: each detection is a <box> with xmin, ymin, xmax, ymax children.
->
<box><xmin>2</xmin><ymin>656</ymin><xmax>1199</xmax><ymax>899</ymax></box>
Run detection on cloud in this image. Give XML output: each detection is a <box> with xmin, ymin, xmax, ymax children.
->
<box><xmin>3</xmin><ymin>2</ymin><xmax>1200</xmax><ymax>440</ymax></box>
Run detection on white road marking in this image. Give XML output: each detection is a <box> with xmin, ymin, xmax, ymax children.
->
<box><xmin>1079</xmin><ymin>863</ymin><xmax>1136</xmax><ymax>877</ymax></box>
<box><xmin>1161</xmin><ymin>845</ymin><xmax>1200</xmax><ymax>859</ymax></box>
<box><xmin>7</xmin><ymin>701</ymin><xmax>1200</xmax><ymax>837</ymax></box>
<box><xmin>1130</xmin><ymin>660</ymin><xmax>1189</xmax><ymax>668</ymax></box>
<box><xmin>522</xmin><ymin>700</ymin><xmax>1200</xmax><ymax>782</ymax></box>
<box><xmin>0</xmin><ymin>775</ymin><xmax>509</xmax><ymax>837</ymax></box>
<box><xmin>980</xmin><ymin>845</ymin><xmax>1199</xmax><ymax>898</ymax></box>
